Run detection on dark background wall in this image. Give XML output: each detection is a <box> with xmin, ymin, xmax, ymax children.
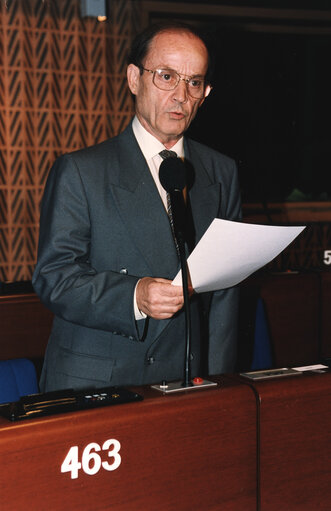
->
<box><xmin>188</xmin><ymin>27</ymin><xmax>331</xmax><ymax>203</ymax></box>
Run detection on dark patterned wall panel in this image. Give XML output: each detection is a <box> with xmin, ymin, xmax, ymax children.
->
<box><xmin>265</xmin><ymin>223</ymin><xmax>331</xmax><ymax>273</ymax></box>
<box><xmin>0</xmin><ymin>0</ymin><xmax>139</xmax><ymax>282</ymax></box>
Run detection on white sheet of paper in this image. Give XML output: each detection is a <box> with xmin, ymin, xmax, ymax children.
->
<box><xmin>172</xmin><ymin>219</ymin><xmax>305</xmax><ymax>293</ymax></box>
<box><xmin>292</xmin><ymin>364</ymin><xmax>328</xmax><ymax>372</ymax></box>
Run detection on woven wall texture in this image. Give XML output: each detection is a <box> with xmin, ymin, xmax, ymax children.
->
<box><xmin>0</xmin><ymin>0</ymin><xmax>138</xmax><ymax>281</ymax></box>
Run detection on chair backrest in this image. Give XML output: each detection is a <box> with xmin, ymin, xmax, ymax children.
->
<box><xmin>0</xmin><ymin>358</ymin><xmax>39</xmax><ymax>404</ymax></box>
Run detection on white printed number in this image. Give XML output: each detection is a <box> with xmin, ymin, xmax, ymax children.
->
<box><xmin>61</xmin><ymin>439</ymin><xmax>121</xmax><ymax>479</ymax></box>
<box><xmin>324</xmin><ymin>250</ymin><xmax>331</xmax><ymax>265</ymax></box>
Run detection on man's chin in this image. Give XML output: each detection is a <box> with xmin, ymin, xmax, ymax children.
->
<box><xmin>161</xmin><ymin>119</ymin><xmax>188</xmax><ymax>137</ymax></box>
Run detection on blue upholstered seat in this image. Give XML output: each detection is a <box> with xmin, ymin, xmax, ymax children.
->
<box><xmin>251</xmin><ymin>298</ymin><xmax>273</xmax><ymax>370</ymax></box>
<box><xmin>0</xmin><ymin>358</ymin><xmax>39</xmax><ymax>404</ymax></box>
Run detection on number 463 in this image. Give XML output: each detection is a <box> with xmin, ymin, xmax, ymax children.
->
<box><xmin>61</xmin><ymin>439</ymin><xmax>121</xmax><ymax>479</ymax></box>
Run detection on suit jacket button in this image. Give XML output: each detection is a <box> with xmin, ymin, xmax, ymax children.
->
<box><xmin>120</xmin><ymin>268</ymin><xmax>128</xmax><ymax>275</ymax></box>
<box><xmin>147</xmin><ymin>357</ymin><xmax>154</xmax><ymax>365</ymax></box>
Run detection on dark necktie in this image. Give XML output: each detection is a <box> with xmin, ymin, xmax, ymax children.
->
<box><xmin>159</xmin><ymin>150</ymin><xmax>180</xmax><ymax>256</ymax></box>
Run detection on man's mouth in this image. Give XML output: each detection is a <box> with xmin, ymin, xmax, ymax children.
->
<box><xmin>168</xmin><ymin>111</ymin><xmax>185</xmax><ymax>120</ymax></box>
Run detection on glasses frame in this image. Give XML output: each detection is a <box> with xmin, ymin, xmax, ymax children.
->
<box><xmin>140</xmin><ymin>66</ymin><xmax>212</xmax><ymax>99</ymax></box>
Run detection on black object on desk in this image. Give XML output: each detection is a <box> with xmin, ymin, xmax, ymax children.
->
<box><xmin>0</xmin><ymin>386</ymin><xmax>143</xmax><ymax>421</ymax></box>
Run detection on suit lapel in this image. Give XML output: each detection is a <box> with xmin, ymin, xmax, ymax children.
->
<box><xmin>184</xmin><ymin>138</ymin><xmax>221</xmax><ymax>245</ymax></box>
<box><xmin>109</xmin><ymin>127</ymin><xmax>220</xmax><ymax>277</ymax></box>
<box><xmin>110</xmin><ymin>125</ymin><xmax>179</xmax><ymax>278</ymax></box>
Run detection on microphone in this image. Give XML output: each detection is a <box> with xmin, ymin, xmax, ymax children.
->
<box><xmin>159</xmin><ymin>157</ymin><xmax>192</xmax><ymax>388</ymax></box>
<box><xmin>159</xmin><ymin>157</ymin><xmax>187</xmax><ymax>238</ymax></box>
<box><xmin>159</xmin><ymin>156</ymin><xmax>186</xmax><ymax>191</ymax></box>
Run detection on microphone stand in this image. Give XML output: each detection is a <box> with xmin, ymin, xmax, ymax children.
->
<box><xmin>174</xmin><ymin>213</ymin><xmax>192</xmax><ymax>388</ymax></box>
<box><xmin>152</xmin><ymin>159</ymin><xmax>217</xmax><ymax>393</ymax></box>
<box><xmin>166</xmin><ymin>187</ymin><xmax>192</xmax><ymax>387</ymax></box>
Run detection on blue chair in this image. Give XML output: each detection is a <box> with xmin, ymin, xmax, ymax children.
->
<box><xmin>250</xmin><ymin>298</ymin><xmax>273</xmax><ymax>370</ymax></box>
<box><xmin>0</xmin><ymin>358</ymin><xmax>39</xmax><ymax>404</ymax></box>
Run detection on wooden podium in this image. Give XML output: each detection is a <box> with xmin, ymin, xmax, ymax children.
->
<box><xmin>0</xmin><ymin>377</ymin><xmax>257</xmax><ymax>511</ymax></box>
<box><xmin>1</xmin><ymin>371</ymin><xmax>330</xmax><ymax>510</ymax></box>
<box><xmin>251</xmin><ymin>371</ymin><xmax>331</xmax><ymax>511</ymax></box>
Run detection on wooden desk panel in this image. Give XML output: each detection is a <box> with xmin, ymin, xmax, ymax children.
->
<box><xmin>320</xmin><ymin>272</ymin><xmax>331</xmax><ymax>360</ymax></box>
<box><xmin>253</xmin><ymin>372</ymin><xmax>331</xmax><ymax>511</ymax></box>
<box><xmin>258</xmin><ymin>273</ymin><xmax>320</xmax><ymax>367</ymax></box>
<box><xmin>0</xmin><ymin>294</ymin><xmax>53</xmax><ymax>360</ymax></box>
<box><xmin>0</xmin><ymin>378</ymin><xmax>257</xmax><ymax>511</ymax></box>
<box><xmin>239</xmin><ymin>272</ymin><xmax>321</xmax><ymax>370</ymax></box>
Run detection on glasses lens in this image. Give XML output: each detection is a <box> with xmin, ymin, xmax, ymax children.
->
<box><xmin>188</xmin><ymin>78</ymin><xmax>205</xmax><ymax>99</ymax></box>
<box><xmin>153</xmin><ymin>69</ymin><xmax>206</xmax><ymax>98</ymax></box>
<box><xmin>153</xmin><ymin>69</ymin><xmax>178</xmax><ymax>90</ymax></box>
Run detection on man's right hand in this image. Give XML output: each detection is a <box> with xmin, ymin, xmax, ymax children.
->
<box><xmin>136</xmin><ymin>277</ymin><xmax>184</xmax><ymax>320</ymax></box>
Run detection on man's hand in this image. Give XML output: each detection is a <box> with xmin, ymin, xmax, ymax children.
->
<box><xmin>136</xmin><ymin>277</ymin><xmax>184</xmax><ymax>320</ymax></box>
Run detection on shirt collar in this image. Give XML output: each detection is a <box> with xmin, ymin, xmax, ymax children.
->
<box><xmin>132</xmin><ymin>116</ymin><xmax>184</xmax><ymax>161</ymax></box>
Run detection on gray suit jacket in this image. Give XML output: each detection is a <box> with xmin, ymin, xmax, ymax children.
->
<box><xmin>33</xmin><ymin>122</ymin><xmax>241</xmax><ymax>392</ymax></box>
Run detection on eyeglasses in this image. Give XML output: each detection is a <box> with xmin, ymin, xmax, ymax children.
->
<box><xmin>140</xmin><ymin>67</ymin><xmax>211</xmax><ymax>99</ymax></box>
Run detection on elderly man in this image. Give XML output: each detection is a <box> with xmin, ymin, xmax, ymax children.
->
<box><xmin>33</xmin><ymin>21</ymin><xmax>241</xmax><ymax>391</ymax></box>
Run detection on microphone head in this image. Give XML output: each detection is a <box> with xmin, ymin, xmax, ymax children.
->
<box><xmin>159</xmin><ymin>157</ymin><xmax>186</xmax><ymax>192</ymax></box>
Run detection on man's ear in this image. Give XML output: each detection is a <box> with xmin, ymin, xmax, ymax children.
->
<box><xmin>198</xmin><ymin>84</ymin><xmax>212</xmax><ymax>108</ymax></box>
<box><xmin>127</xmin><ymin>64</ymin><xmax>140</xmax><ymax>95</ymax></box>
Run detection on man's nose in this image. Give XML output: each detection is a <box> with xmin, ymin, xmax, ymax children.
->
<box><xmin>172</xmin><ymin>78</ymin><xmax>188</xmax><ymax>103</ymax></box>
